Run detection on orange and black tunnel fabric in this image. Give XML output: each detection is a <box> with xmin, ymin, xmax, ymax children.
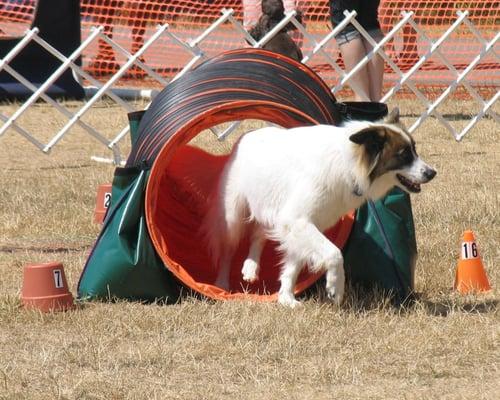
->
<box><xmin>128</xmin><ymin>49</ymin><xmax>355</xmax><ymax>300</ymax></box>
<box><xmin>127</xmin><ymin>49</ymin><xmax>340</xmax><ymax>166</ymax></box>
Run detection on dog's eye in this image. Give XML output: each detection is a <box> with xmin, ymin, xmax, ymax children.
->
<box><xmin>398</xmin><ymin>146</ymin><xmax>414</xmax><ymax>164</ymax></box>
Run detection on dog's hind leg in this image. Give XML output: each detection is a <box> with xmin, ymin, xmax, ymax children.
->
<box><xmin>278</xmin><ymin>256</ymin><xmax>303</xmax><ymax>308</ymax></box>
<box><xmin>215</xmin><ymin>252</ymin><xmax>233</xmax><ymax>290</ymax></box>
<box><xmin>242</xmin><ymin>225</ymin><xmax>266</xmax><ymax>283</ymax></box>
<box><xmin>214</xmin><ymin>222</ymin><xmax>242</xmax><ymax>290</ymax></box>
<box><xmin>213</xmin><ymin>188</ymin><xmax>248</xmax><ymax>290</ymax></box>
<box><xmin>277</xmin><ymin>219</ymin><xmax>345</xmax><ymax>306</ymax></box>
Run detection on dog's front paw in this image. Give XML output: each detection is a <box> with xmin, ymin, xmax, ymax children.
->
<box><xmin>326</xmin><ymin>286</ymin><xmax>344</xmax><ymax>305</ymax></box>
<box><xmin>278</xmin><ymin>293</ymin><xmax>303</xmax><ymax>308</ymax></box>
<box><xmin>325</xmin><ymin>268</ymin><xmax>345</xmax><ymax>306</ymax></box>
<box><xmin>242</xmin><ymin>259</ymin><xmax>259</xmax><ymax>283</ymax></box>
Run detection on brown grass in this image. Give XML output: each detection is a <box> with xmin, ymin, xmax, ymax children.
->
<box><xmin>0</xmin><ymin>97</ymin><xmax>498</xmax><ymax>399</ymax></box>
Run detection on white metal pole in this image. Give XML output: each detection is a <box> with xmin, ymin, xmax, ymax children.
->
<box><xmin>301</xmin><ymin>11</ymin><xmax>370</xmax><ymax>99</ymax></box>
<box><xmin>190</xmin><ymin>8</ymin><xmax>234</xmax><ymax>47</ymax></box>
<box><xmin>0</xmin><ymin>112</ymin><xmax>45</xmax><ymax>150</ymax></box>
<box><xmin>457</xmin><ymin>90</ymin><xmax>500</xmax><ymax>141</ymax></box>
<box><xmin>404</xmin><ymin>14</ymin><xmax>499</xmax><ymax>126</ymax></box>
<box><xmin>0</xmin><ymin>62</ymin><xmax>112</xmax><ymax>149</ymax></box>
<box><xmin>381</xmin><ymin>11</ymin><xmax>469</xmax><ymax>102</ymax></box>
<box><xmin>255</xmin><ymin>11</ymin><xmax>297</xmax><ymax>47</ymax></box>
<box><xmin>303</xmin><ymin>10</ymin><xmax>357</xmax><ymax>63</ymax></box>
<box><xmin>337</xmin><ymin>11</ymin><xmax>413</xmax><ymax>93</ymax></box>
<box><xmin>35</xmin><ymin>34</ymin><xmax>137</xmax><ymax>111</ymax></box>
<box><xmin>46</xmin><ymin>24</ymin><xmax>169</xmax><ymax>151</ymax></box>
<box><xmin>410</xmin><ymin>30</ymin><xmax>499</xmax><ymax>134</ymax></box>
<box><xmin>0</xmin><ymin>27</ymin><xmax>103</xmax><ymax>138</ymax></box>
<box><xmin>98</xmin><ymin>33</ymin><xmax>168</xmax><ymax>86</ymax></box>
<box><xmin>0</xmin><ymin>28</ymin><xmax>39</xmax><ymax>72</ymax></box>
<box><xmin>224</xmin><ymin>8</ymin><xmax>256</xmax><ymax>45</ymax></box>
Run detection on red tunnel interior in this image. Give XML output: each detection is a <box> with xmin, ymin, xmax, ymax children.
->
<box><xmin>145</xmin><ymin>104</ymin><xmax>355</xmax><ymax>301</ymax></box>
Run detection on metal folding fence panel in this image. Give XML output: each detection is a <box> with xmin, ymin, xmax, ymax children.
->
<box><xmin>0</xmin><ymin>9</ymin><xmax>498</xmax><ymax>163</ymax></box>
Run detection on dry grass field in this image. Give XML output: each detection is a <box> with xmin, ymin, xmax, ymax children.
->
<box><xmin>0</xmin><ymin>97</ymin><xmax>498</xmax><ymax>399</ymax></box>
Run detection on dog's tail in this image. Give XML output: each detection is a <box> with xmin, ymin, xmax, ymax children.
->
<box><xmin>200</xmin><ymin>176</ymin><xmax>248</xmax><ymax>268</ymax></box>
<box><xmin>200</xmin><ymin>191</ymin><xmax>225</xmax><ymax>267</ymax></box>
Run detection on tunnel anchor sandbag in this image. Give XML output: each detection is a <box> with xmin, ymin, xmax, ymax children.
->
<box><xmin>77</xmin><ymin>113</ymin><xmax>181</xmax><ymax>303</ymax></box>
<box><xmin>338</xmin><ymin>102</ymin><xmax>417</xmax><ymax>303</ymax></box>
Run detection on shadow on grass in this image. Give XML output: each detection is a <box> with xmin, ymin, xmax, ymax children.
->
<box><xmin>416</xmin><ymin>296</ymin><xmax>498</xmax><ymax>317</ymax></box>
<box><xmin>301</xmin><ymin>280</ymin><xmax>414</xmax><ymax>312</ymax></box>
<box><xmin>302</xmin><ymin>280</ymin><xmax>498</xmax><ymax>316</ymax></box>
<box><xmin>73</xmin><ymin>280</ymin><xmax>498</xmax><ymax>316</ymax></box>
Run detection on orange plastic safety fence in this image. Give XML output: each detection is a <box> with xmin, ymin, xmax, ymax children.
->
<box><xmin>0</xmin><ymin>1</ymin><xmax>498</xmax><ymax>92</ymax></box>
<box><xmin>0</xmin><ymin>0</ymin><xmax>36</xmax><ymax>36</ymax></box>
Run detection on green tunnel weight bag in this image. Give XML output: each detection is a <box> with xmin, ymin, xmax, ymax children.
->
<box><xmin>338</xmin><ymin>102</ymin><xmax>417</xmax><ymax>303</ymax></box>
<box><xmin>78</xmin><ymin>49</ymin><xmax>417</xmax><ymax>304</ymax></box>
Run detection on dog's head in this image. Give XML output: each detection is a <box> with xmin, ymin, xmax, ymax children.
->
<box><xmin>349</xmin><ymin>108</ymin><xmax>436</xmax><ymax>196</ymax></box>
<box><xmin>261</xmin><ymin>0</ymin><xmax>303</xmax><ymax>26</ymax></box>
<box><xmin>262</xmin><ymin>0</ymin><xmax>285</xmax><ymax>19</ymax></box>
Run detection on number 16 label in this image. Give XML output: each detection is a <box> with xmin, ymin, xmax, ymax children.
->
<box><xmin>461</xmin><ymin>241</ymin><xmax>478</xmax><ymax>260</ymax></box>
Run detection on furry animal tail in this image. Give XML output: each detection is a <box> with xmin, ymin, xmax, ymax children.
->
<box><xmin>201</xmin><ymin>173</ymin><xmax>249</xmax><ymax>273</ymax></box>
<box><xmin>200</xmin><ymin>192</ymin><xmax>225</xmax><ymax>269</ymax></box>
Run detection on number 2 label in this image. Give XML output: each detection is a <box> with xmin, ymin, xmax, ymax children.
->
<box><xmin>461</xmin><ymin>241</ymin><xmax>478</xmax><ymax>260</ymax></box>
<box><xmin>104</xmin><ymin>192</ymin><xmax>111</xmax><ymax>209</ymax></box>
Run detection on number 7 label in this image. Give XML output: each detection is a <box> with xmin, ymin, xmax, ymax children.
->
<box><xmin>53</xmin><ymin>269</ymin><xmax>64</xmax><ymax>288</ymax></box>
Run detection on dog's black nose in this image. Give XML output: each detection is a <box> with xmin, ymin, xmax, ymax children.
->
<box><xmin>424</xmin><ymin>168</ymin><xmax>437</xmax><ymax>181</ymax></box>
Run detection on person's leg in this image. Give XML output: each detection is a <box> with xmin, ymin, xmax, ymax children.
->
<box><xmin>338</xmin><ymin>36</ymin><xmax>371</xmax><ymax>101</ymax></box>
<box><xmin>357</xmin><ymin>0</ymin><xmax>384</xmax><ymax>101</ymax></box>
<box><xmin>362</xmin><ymin>33</ymin><xmax>385</xmax><ymax>101</ymax></box>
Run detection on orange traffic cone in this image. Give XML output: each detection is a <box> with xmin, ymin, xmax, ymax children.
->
<box><xmin>454</xmin><ymin>230</ymin><xmax>491</xmax><ymax>294</ymax></box>
<box><xmin>94</xmin><ymin>183</ymin><xmax>112</xmax><ymax>223</ymax></box>
<box><xmin>21</xmin><ymin>262</ymin><xmax>74</xmax><ymax>312</ymax></box>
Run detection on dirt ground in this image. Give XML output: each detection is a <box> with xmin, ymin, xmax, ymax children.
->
<box><xmin>0</xmin><ymin>97</ymin><xmax>498</xmax><ymax>399</ymax></box>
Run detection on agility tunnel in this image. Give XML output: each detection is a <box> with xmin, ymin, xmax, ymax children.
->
<box><xmin>78</xmin><ymin>49</ymin><xmax>417</xmax><ymax>304</ymax></box>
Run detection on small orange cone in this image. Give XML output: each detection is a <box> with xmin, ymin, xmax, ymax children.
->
<box><xmin>94</xmin><ymin>183</ymin><xmax>112</xmax><ymax>223</ymax></box>
<box><xmin>21</xmin><ymin>262</ymin><xmax>74</xmax><ymax>312</ymax></box>
<box><xmin>454</xmin><ymin>230</ymin><xmax>491</xmax><ymax>294</ymax></box>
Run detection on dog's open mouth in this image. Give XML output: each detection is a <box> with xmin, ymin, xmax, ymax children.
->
<box><xmin>397</xmin><ymin>174</ymin><xmax>421</xmax><ymax>193</ymax></box>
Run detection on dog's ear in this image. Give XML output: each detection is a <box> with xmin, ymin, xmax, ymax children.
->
<box><xmin>349</xmin><ymin>128</ymin><xmax>387</xmax><ymax>156</ymax></box>
<box><xmin>385</xmin><ymin>107</ymin><xmax>400</xmax><ymax>124</ymax></box>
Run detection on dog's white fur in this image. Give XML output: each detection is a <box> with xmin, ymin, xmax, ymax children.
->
<box><xmin>203</xmin><ymin>110</ymin><xmax>436</xmax><ymax>307</ymax></box>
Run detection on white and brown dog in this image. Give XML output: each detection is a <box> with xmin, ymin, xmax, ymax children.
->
<box><xmin>203</xmin><ymin>109</ymin><xmax>436</xmax><ymax>307</ymax></box>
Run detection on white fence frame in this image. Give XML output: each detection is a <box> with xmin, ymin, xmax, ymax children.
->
<box><xmin>0</xmin><ymin>9</ymin><xmax>498</xmax><ymax>163</ymax></box>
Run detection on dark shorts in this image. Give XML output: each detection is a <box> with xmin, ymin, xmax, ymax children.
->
<box><xmin>330</xmin><ymin>0</ymin><xmax>382</xmax><ymax>44</ymax></box>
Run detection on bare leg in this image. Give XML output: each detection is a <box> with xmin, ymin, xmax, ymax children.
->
<box><xmin>362</xmin><ymin>37</ymin><xmax>385</xmax><ymax>101</ymax></box>
<box><xmin>338</xmin><ymin>38</ymin><xmax>371</xmax><ymax>101</ymax></box>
